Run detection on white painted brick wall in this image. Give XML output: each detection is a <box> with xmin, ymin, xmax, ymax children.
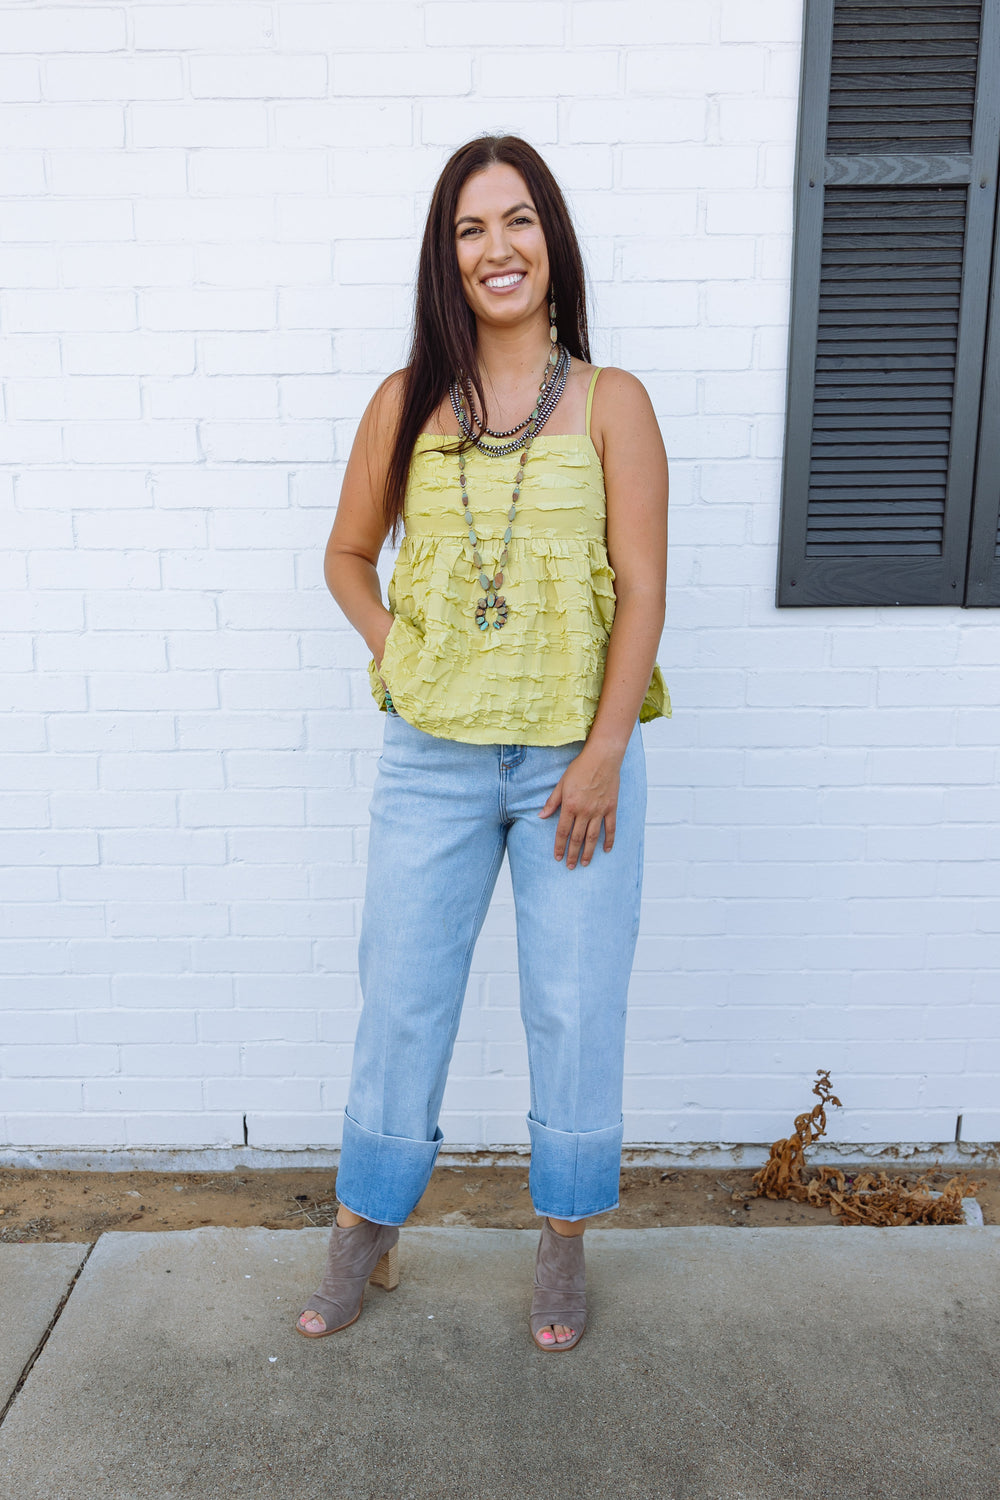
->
<box><xmin>3</xmin><ymin>0</ymin><xmax>999</xmax><ymax>1156</ymax></box>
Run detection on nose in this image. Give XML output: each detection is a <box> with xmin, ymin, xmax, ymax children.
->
<box><xmin>482</xmin><ymin>223</ymin><xmax>512</xmax><ymax>262</ymax></box>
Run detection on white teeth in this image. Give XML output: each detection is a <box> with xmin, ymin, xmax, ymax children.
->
<box><xmin>484</xmin><ymin>273</ymin><xmax>524</xmax><ymax>289</ymax></box>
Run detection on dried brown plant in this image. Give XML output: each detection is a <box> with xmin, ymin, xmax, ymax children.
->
<box><xmin>751</xmin><ymin>1070</ymin><xmax>981</xmax><ymax>1226</ymax></box>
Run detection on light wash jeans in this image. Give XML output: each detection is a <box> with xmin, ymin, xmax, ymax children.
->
<box><xmin>335</xmin><ymin>711</ymin><xmax>647</xmax><ymax>1225</ymax></box>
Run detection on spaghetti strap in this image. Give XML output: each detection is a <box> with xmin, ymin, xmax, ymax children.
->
<box><xmin>585</xmin><ymin>366</ymin><xmax>603</xmax><ymax>442</ymax></box>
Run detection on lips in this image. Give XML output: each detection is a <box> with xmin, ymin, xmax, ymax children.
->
<box><xmin>482</xmin><ymin>272</ymin><xmax>526</xmax><ymax>290</ymax></box>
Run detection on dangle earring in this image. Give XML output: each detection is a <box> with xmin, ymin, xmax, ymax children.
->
<box><xmin>548</xmin><ymin>286</ymin><xmax>559</xmax><ymax>367</ymax></box>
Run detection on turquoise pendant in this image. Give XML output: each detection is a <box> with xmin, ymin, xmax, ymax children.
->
<box><xmin>475</xmin><ymin>593</ymin><xmax>507</xmax><ymax>631</ymax></box>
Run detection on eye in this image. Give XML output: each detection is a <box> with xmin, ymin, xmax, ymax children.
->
<box><xmin>458</xmin><ymin>225</ymin><xmax>482</xmax><ymax>238</ymax></box>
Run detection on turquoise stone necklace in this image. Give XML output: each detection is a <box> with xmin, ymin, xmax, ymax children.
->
<box><xmin>454</xmin><ymin>341</ymin><xmax>568</xmax><ymax>632</ymax></box>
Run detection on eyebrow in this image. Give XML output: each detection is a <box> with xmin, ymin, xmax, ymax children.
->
<box><xmin>455</xmin><ymin>201</ymin><xmax>536</xmax><ymax>227</ymax></box>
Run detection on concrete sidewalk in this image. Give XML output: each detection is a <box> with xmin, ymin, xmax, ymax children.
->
<box><xmin>1</xmin><ymin>1226</ymin><xmax>998</xmax><ymax>1500</ymax></box>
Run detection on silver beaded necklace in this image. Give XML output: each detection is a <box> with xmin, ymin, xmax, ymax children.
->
<box><xmin>450</xmin><ymin>342</ymin><xmax>570</xmax><ymax>458</ymax></box>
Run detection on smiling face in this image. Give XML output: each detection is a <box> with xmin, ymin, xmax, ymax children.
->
<box><xmin>454</xmin><ymin>161</ymin><xmax>551</xmax><ymax>333</ymax></box>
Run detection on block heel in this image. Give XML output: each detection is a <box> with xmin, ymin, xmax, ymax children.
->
<box><xmin>368</xmin><ymin>1243</ymin><xmax>399</xmax><ymax>1291</ymax></box>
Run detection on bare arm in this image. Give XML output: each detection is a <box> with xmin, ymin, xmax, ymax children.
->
<box><xmin>588</xmin><ymin>368</ymin><xmax>669</xmax><ymax>754</ymax></box>
<box><xmin>540</xmin><ymin>369</ymin><xmax>669</xmax><ymax>868</ymax></box>
<box><xmin>323</xmin><ymin>373</ymin><xmax>405</xmax><ymax>667</ymax></box>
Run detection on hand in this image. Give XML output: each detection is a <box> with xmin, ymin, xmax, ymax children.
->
<box><xmin>539</xmin><ymin>746</ymin><xmax>622</xmax><ymax>870</ymax></box>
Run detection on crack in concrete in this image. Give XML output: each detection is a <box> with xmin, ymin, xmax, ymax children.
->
<box><xmin>0</xmin><ymin>1239</ymin><xmax>96</xmax><ymax>1432</ymax></box>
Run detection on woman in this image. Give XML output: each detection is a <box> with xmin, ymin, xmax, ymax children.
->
<box><xmin>298</xmin><ymin>135</ymin><xmax>669</xmax><ymax>1352</ymax></box>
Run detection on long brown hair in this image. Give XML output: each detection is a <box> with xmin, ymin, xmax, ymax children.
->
<box><xmin>382</xmin><ymin>135</ymin><xmax>591</xmax><ymax>537</ymax></box>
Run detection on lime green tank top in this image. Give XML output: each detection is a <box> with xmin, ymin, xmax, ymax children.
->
<box><xmin>367</xmin><ymin>368</ymin><xmax>670</xmax><ymax>746</ymax></box>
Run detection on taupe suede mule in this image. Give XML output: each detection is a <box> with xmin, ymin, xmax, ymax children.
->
<box><xmin>529</xmin><ymin>1218</ymin><xmax>587</xmax><ymax>1352</ymax></box>
<box><xmin>297</xmin><ymin>1218</ymin><xmax>400</xmax><ymax>1337</ymax></box>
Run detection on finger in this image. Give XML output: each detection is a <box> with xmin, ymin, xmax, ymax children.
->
<box><xmin>553</xmin><ymin>808</ymin><xmax>575</xmax><ymax>861</ymax></box>
<box><xmin>569</xmin><ymin>816</ymin><xmax>601</xmax><ymax>870</ymax></box>
<box><xmin>539</xmin><ymin>778</ymin><xmax>564</xmax><ymax>821</ymax></box>
<box><xmin>604</xmin><ymin>807</ymin><xmax>617</xmax><ymax>853</ymax></box>
<box><xmin>579</xmin><ymin>817</ymin><xmax>604</xmax><ymax>868</ymax></box>
<box><xmin>564</xmin><ymin>816</ymin><xmax>589</xmax><ymax>870</ymax></box>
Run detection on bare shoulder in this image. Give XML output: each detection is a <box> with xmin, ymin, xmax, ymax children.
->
<box><xmin>367</xmin><ymin>368</ymin><xmax>408</xmax><ymax>436</ymax></box>
<box><xmin>377</xmin><ymin>367</ymin><xmax>408</xmax><ymax>402</ymax></box>
<box><xmin>589</xmin><ymin>367</ymin><xmax>664</xmax><ymax>468</ymax></box>
<box><xmin>591</xmin><ymin>366</ymin><xmax>655</xmax><ymax>419</ymax></box>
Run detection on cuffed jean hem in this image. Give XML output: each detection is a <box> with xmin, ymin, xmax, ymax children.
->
<box><xmin>526</xmin><ymin>1114</ymin><xmax>625</xmax><ymax>1222</ymax></box>
<box><xmin>334</xmin><ymin>1111</ymin><xmax>444</xmax><ymax>1226</ymax></box>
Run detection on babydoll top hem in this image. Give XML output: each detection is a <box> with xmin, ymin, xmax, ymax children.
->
<box><xmin>384</xmin><ymin>711</ymin><xmax>594</xmax><ymax>748</ymax></box>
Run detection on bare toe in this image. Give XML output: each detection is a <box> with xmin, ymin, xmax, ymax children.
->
<box><xmin>298</xmin><ymin>1310</ymin><xmax>326</xmax><ymax>1334</ymax></box>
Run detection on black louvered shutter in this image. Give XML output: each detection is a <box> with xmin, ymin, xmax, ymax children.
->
<box><xmin>778</xmin><ymin>0</ymin><xmax>1000</xmax><ymax>607</ymax></box>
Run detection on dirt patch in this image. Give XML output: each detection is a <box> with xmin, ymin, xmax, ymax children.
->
<box><xmin>1</xmin><ymin>1165</ymin><xmax>996</xmax><ymax>1244</ymax></box>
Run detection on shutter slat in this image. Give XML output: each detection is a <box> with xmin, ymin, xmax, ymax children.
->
<box><xmin>809</xmin><ymin>513</ymin><xmax>945</xmax><ymax>524</ymax></box>
<box><xmin>831</xmin><ymin>37</ymin><xmax>980</xmax><ymax>53</ymax></box>
<box><xmin>812</xmin><ymin>447</ymin><xmax>952</xmax><ymax>461</ymax></box>
<box><xmin>811</xmin><ymin>525</ymin><xmax>944</xmax><ymax>536</ymax></box>
<box><xmin>832</xmin><ymin>30</ymin><xmax>980</xmax><ymax>43</ymax></box>
<box><xmin>808</xmin><ymin>544</ymin><xmax>943</xmax><ymax>554</ymax></box>
<box><xmin>816</xmin><ymin>356</ymin><xmax>955</xmax><ymax>370</ymax></box>
<box><xmin>815</xmin><ymin>263</ymin><xmax>963</xmax><ymax>280</ymax></box>
<box><xmin>819</xmin><ymin>309</ymin><xmax>959</xmax><ymax>323</ymax></box>
<box><xmin>809</xmin><ymin>504</ymin><xmax>953</xmax><ymax>516</ymax></box>
<box><xmin>835</xmin><ymin>3</ymin><xmax>980</xmax><ymax>14</ymax></box>
<box><xmin>821</xmin><ymin>294</ymin><xmax>960</xmax><ymax>306</ymax></box>
<box><xmin>815</xmin><ymin>371</ymin><xmax>955</xmax><ymax>384</ymax></box>
<box><xmin>814</xmin><ymin>399</ymin><xmax>953</xmax><ymax>410</ymax></box>
<box><xmin>824</xmin><ymin>234</ymin><xmax>965</xmax><ymax>247</ymax></box>
<box><xmin>824</xmin><ymin>186</ymin><xmax>964</xmax><ymax>208</ymax></box>
<box><xmin>823</xmin><ymin>243</ymin><xmax>964</xmax><ymax>258</ymax></box>
<box><xmin>814</xmin><ymin>415</ymin><xmax>952</xmax><ymax>428</ymax></box>
<box><xmin>810</xmin><ymin>457</ymin><xmax>950</xmax><ymax>472</ymax></box>
<box><xmin>831</xmin><ymin>89</ymin><xmax>978</xmax><ymax>104</ymax></box>
<box><xmin>838</xmin><ymin>1</ymin><xmax>980</xmax><ymax>10</ymax></box>
<box><xmin>830</xmin><ymin>60</ymin><xmax>979</xmax><ymax>76</ymax></box>
<box><xmin>831</xmin><ymin>111</ymin><xmax>978</xmax><ymax>126</ymax></box>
